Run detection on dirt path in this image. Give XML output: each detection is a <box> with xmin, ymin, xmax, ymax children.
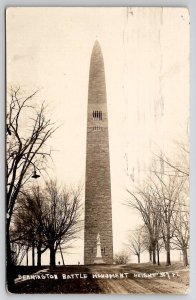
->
<box><xmin>88</xmin><ymin>265</ymin><xmax>189</xmax><ymax>294</ymax></box>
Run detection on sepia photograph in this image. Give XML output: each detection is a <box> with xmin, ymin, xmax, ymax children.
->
<box><xmin>6</xmin><ymin>7</ymin><xmax>190</xmax><ymax>294</ymax></box>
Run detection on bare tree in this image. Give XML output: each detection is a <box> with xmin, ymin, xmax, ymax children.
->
<box><xmin>157</xmin><ymin>141</ymin><xmax>189</xmax><ymax>177</ymax></box>
<box><xmin>6</xmin><ymin>86</ymin><xmax>56</xmax><ymax>289</ymax></box>
<box><xmin>156</xmin><ymin>239</ymin><xmax>164</xmax><ymax>266</ymax></box>
<box><xmin>148</xmin><ymin>168</ymin><xmax>185</xmax><ymax>265</ymax></box>
<box><xmin>139</xmin><ymin>225</ymin><xmax>153</xmax><ymax>263</ymax></box>
<box><xmin>126</xmin><ymin>140</ymin><xmax>189</xmax><ymax>267</ymax></box>
<box><xmin>11</xmin><ymin>186</ymin><xmax>48</xmax><ymax>267</ymax></box>
<box><xmin>40</xmin><ymin>180</ymin><xmax>82</xmax><ymax>269</ymax></box>
<box><xmin>128</xmin><ymin>227</ymin><xmax>146</xmax><ymax>263</ymax></box>
<box><xmin>171</xmin><ymin>193</ymin><xmax>189</xmax><ymax>266</ymax></box>
<box><xmin>127</xmin><ymin>184</ymin><xmax>162</xmax><ymax>264</ymax></box>
<box><xmin>152</xmin><ymin>144</ymin><xmax>189</xmax><ymax>265</ymax></box>
<box><xmin>12</xmin><ymin>181</ymin><xmax>82</xmax><ymax>269</ymax></box>
<box><xmin>114</xmin><ymin>251</ymin><xmax>129</xmax><ymax>264</ymax></box>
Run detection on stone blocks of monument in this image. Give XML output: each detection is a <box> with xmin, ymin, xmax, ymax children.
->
<box><xmin>84</xmin><ymin>41</ymin><xmax>113</xmax><ymax>264</ymax></box>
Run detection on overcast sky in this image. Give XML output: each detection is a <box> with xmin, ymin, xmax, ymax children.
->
<box><xmin>7</xmin><ymin>7</ymin><xmax>189</xmax><ymax>264</ymax></box>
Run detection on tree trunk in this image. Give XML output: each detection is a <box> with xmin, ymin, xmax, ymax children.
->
<box><xmin>26</xmin><ymin>248</ymin><xmax>29</xmax><ymax>266</ymax></box>
<box><xmin>165</xmin><ymin>224</ymin><xmax>171</xmax><ymax>266</ymax></box>
<box><xmin>165</xmin><ymin>238</ymin><xmax>171</xmax><ymax>266</ymax></box>
<box><xmin>156</xmin><ymin>243</ymin><xmax>160</xmax><ymax>265</ymax></box>
<box><xmin>37</xmin><ymin>250</ymin><xmax>41</xmax><ymax>267</ymax></box>
<box><xmin>6</xmin><ymin>220</ymin><xmax>15</xmax><ymax>292</ymax></box>
<box><xmin>149</xmin><ymin>248</ymin><xmax>152</xmax><ymax>262</ymax></box>
<box><xmin>37</xmin><ymin>242</ymin><xmax>42</xmax><ymax>267</ymax></box>
<box><xmin>49</xmin><ymin>243</ymin><xmax>56</xmax><ymax>269</ymax></box>
<box><xmin>137</xmin><ymin>254</ymin><xmax>140</xmax><ymax>263</ymax></box>
<box><xmin>152</xmin><ymin>248</ymin><xmax>156</xmax><ymax>264</ymax></box>
<box><xmin>166</xmin><ymin>249</ymin><xmax>171</xmax><ymax>266</ymax></box>
<box><xmin>182</xmin><ymin>248</ymin><xmax>189</xmax><ymax>266</ymax></box>
<box><xmin>151</xmin><ymin>241</ymin><xmax>156</xmax><ymax>264</ymax></box>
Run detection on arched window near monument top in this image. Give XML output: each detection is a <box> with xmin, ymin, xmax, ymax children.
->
<box><xmin>93</xmin><ymin>110</ymin><xmax>102</xmax><ymax>120</ymax></box>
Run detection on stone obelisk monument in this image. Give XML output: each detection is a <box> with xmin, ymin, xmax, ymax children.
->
<box><xmin>84</xmin><ymin>41</ymin><xmax>113</xmax><ymax>264</ymax></box>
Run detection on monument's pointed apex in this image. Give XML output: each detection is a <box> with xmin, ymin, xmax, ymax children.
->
<box><xmin>88</xmin><ymin>39</ymin><xmax>106</xmax><ymax>105</ymax></box>
<box><xmin>92</xmin><ymin>40</ymin><xmax>102</xmax><ymax>56</ymax></box>
<box><xmin>94</xmin><ymin>40</ymin><xmax>101</xmax><ymax>48</ymax></box>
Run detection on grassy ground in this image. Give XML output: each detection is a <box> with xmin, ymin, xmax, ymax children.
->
<box><xmin>8</xmin><ymin>262</ymin><xmax>189</xmax><ymax>294</ymax></box>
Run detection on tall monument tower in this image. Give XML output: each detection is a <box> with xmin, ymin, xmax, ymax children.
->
<box><xmin>84</xmin><ymin>41</ymin><xmax>113</xmax><ymax>264</ymax></box>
